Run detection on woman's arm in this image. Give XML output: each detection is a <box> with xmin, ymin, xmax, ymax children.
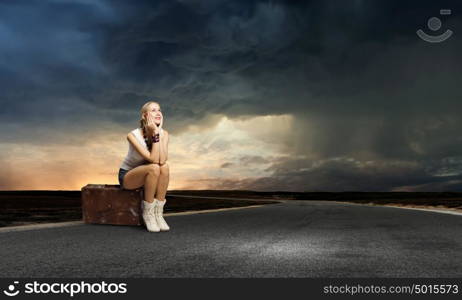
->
<box><xmin>149</xmin><ymin>137</ymin><xmax>161</xmax><ymax>164</ymax></box>
<box><xmin>146</xmin><ymin>114</ymin><xmax>161</xmax><ymax>163</ymax></box>
<box><xmin>159</xmin><ymin>130</ymin><xmax>169</xmax><ymax>165</ymax></box>
<box><xmin>127</xmin><ymin>133</ymin><xmax>160</xmax><ymax>164</ymax></box>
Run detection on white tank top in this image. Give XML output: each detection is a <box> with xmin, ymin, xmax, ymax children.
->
<box><xmin>120</xmin><ymin>127</ymin><xmax>163</xmax><ymax>170</ymax></box>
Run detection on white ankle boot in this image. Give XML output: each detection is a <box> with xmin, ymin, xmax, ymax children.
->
<box><xmin>154</xmin><ymin>198</ymin><xmax>170</xmax><ymax>231</ymax></box>
<box><xmin>142</xmin><ymin>200</ymin><xmax>160</xmax><ymax>232</ymax></box>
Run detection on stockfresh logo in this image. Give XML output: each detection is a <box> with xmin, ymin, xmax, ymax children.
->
<box><xmin>3</xmin><ymin>281</ymin><xmax>20</xmax><ymax>297</ymax></box>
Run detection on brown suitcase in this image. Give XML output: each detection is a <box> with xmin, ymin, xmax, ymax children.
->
<box><xmin>81</xmin><ymin>184</ymin><xmax>144</xmax><ymax>226</ymax></box>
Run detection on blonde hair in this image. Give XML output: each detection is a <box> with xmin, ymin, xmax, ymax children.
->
<box><xmin>139</xmin><ymin>101</ymin><xmax>160</xmax><ymax>152</ymax></box>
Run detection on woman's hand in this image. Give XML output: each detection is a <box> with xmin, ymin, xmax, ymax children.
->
<box><xmin>146</xmin><ymin>114</ymin><xmax>159</xmax><ymax>135</ymax></box>
<box><xmin>158</xmin><ymin>114</ymin><xmax>164</xmax><ymax>137</ymax></box>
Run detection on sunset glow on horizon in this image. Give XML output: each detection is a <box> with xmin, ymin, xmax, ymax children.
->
<box><xmin>1</xmin><ymin>114</ymin><xmax>296</xmax><ymax>191</ymax></box>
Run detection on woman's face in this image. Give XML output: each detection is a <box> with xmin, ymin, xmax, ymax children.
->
<box><xmin>145</xmin><ymin>103</ymin><xmax>162</xmax><ymax>125</ymax></box>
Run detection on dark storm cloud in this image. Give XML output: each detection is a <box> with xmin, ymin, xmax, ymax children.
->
<box><xmin>1</xmin><ymin>0</ymin><xmax>461</xmax><ymax>191</ymax></box>
<box><xmin>194</xmin><ymin>156</ymin><xmax>462</xmax><ymax>192</ymax></box>
<box><xmin>0</xmin><ymin>0</ymin><xmax>116</xmax><ymax>144</ymax></box>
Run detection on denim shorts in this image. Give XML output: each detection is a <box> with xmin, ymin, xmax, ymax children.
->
<box><xmin>118</xmin><ymin>168</ymin><xmax>129</xmax><ymax>189</ymax></box>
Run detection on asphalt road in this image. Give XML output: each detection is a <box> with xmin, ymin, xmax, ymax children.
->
<box><xmin>1</xmin><ymin>200</ymin><xmax>461</xmax><ymax>277</ymax></box>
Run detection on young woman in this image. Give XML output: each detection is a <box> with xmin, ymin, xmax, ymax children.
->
<box><xmin>118</xmin><ymin>101</ymin><xmax>170</xmax><ymax>233</ymax></box>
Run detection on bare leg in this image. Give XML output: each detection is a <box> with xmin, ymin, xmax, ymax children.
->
<box><xmin>155</xmin><ymin>162</ymin><xmax>170</xmax><ymax>200</ymax></box>
<box><xmin>153</xmin><ymin>163</ymin><xmax>170</xmax><ymax>231</ymax></box>
<box><xmin>144</xmin><ymin>164</ymin><xmax>160</xmax><ymax>203</ymax></box>
<box><xmin>122</xmin><ymin>164</ymin><xmax>160</xmax><ymax>203</ymax></box>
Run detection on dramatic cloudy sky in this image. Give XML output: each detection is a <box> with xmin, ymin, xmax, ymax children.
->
<box><xmin>1</xmin><ymin>0</ymin><xmax>461</xmax><ymax>191</ymax></box>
